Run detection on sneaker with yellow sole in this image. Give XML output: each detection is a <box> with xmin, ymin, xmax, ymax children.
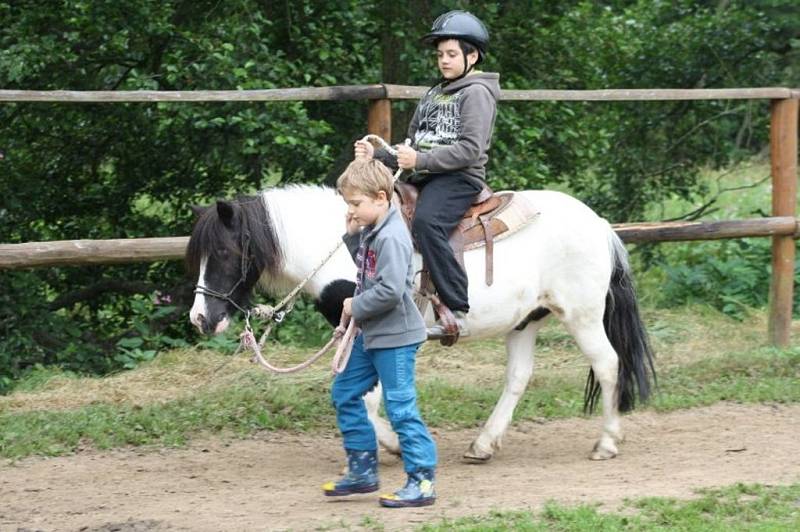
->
<box><xmin>379</xmin><ymin>469</ymin><xmax>436</xmax><ymax>508</ymax></box>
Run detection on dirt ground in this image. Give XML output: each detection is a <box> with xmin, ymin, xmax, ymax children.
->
<box><xmin>2</xmin><ymin>402</ymin><xmax>799</xmax><ymax>532</ymax></box>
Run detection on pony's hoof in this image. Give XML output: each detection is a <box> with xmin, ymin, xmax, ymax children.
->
<box><xmin>590</xmin><ymin>440</ymin><xmax>618</xmax><ymax>461</ymax></box>
<box><xmin>463</xmin><ymin>444</ymin><xmax>493</xmax><ymax>463</ymax></box>
<box><xmin>462</xmin><ymin>453</ymin><xmax>492</xmax><ymax>464</ymax></box>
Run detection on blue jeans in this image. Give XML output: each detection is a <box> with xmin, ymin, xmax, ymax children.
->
<box><xmin>331</xmin><ymin>334</ymin><xmax>437</xmax><ymax>473</ymax></box>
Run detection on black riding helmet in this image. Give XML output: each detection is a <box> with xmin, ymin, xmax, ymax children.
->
<box><xmin>422</xmin><ymin>10</ymin><xmax>489</xmax><ymax>66</ymax></box>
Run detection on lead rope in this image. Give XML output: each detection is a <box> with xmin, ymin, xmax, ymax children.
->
<box><xmin>330</xmin><ymin>314</ymin><xmax>357</xmax><ymax>374</ymax></box>
<box><xmin>239</xmin><ymin>240</ymin><xmax>352</xmax><ymax>374</ymax></box>
<box><xmin>243</xmin><ymin>319</ymin><xmax>347</xmax><ymax>374</ymax></box>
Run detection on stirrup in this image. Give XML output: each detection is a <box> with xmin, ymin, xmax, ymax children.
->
<box><xmin>426</xmin><ymin>303</ymin><xmax>468</xmax><ymax>346</ymax></box>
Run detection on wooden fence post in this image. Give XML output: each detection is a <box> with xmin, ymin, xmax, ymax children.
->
<box><xmin>367</xmin><ymin>99</ymin><xmax>391</xmax><ymax>142</ymax></box>
<box><xmin>768</xmin><ymin>98</ymin><xmax>799</xmax><ymax>346</ymax></box>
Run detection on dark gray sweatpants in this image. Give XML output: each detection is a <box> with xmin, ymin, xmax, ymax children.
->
<box><xmin>411</xmin><ymin>172</ymin><xmax>483</xmax><ymax>313</ymax></box>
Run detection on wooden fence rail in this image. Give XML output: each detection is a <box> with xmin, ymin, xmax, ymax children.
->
<box><xmin>1</xmin><ymin>86</ymin><xmax>798</xmax><ymax>102</ymax></box>
<box><xmin>1</xmin><ymin>217</ymin><xmax>796</xmax><ymax>270</ymax></box>
<box><xmin>1</xmin><ymin>84</ymin><xmax>797</xmax><ymax>345</ymax></box>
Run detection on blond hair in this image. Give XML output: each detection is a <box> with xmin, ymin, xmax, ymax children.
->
<box><xmin>336</xmin><ymin>159</ymin><xmax>394</xmax><ymax>200</ymax></box>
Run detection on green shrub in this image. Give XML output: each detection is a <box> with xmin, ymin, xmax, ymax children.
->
<box><xmin>649</xmin><ymin>239</ymin><xmax>800</xmax><ymax>319</ymax></box>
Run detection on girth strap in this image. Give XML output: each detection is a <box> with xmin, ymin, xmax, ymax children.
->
<box><xmin>479</xmin><ymin>215</ymin><xmax>494</xmax><ymax>286</ymax></box>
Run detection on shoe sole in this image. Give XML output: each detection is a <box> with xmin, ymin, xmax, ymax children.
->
<box><xmin>324</xmin><ymin>484</ymin><xmax>379</xmax><ymax>497</ymax></box>
<box><xmin>379</xmin><ymin>496</ymin><xmax>436</xmax><ymax>508</ymax></box>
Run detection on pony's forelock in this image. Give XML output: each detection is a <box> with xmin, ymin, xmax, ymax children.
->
<box><xmin>185</xmin><ymin>195</ymin><xmax>283</xmax><ymax>279</ymax></box>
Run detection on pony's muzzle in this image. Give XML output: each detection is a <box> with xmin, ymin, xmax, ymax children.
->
<box><xmin>193</xmin><ymin>311</ymin><xmax>230</xmax><ymax>335</ymax></box>
<box><xmin>192</xmin><ymin>312</ymin><xmax>210</xmax><ymax>334</ymax></box>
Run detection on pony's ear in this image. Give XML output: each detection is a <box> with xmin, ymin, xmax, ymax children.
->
<box><xmin>190</xmin><ymin>204</ymin><xmax>206</xmax><ymax>219</ymax></box>
<box><xmin>216</xmin><ymin>200</ymin><xmax>236</xmax><ymax>228</ymax></box>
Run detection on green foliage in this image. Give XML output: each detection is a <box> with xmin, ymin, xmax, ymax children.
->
<box><xmin>486</xmin><ymin>1</ymin><xmax>783</xmax><ymax>220</ymax></box>
<box><xmin>0</xmin><ymin>264</ymin><xmax>194</xmax><ymax>393</ymax></box>
<box><xmin>271</xmin><ymin>296</ymin><xmax>337</xmax><ymax>347</ymax></box>
<box><xmin>0</xmin><ymin>0</ymin><xmax>797</xmax><ymax>387</ymax></box>
<box><xmin>643</xmin><ymin>239</ymin><xmax>800</xmax><ymax>319</ymax></box>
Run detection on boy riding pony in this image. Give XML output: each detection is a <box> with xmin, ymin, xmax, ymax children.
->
<box><xmin>355</xmin><ymin>10</ymin><xmax>500</xmax><ymax>340</ymax></box>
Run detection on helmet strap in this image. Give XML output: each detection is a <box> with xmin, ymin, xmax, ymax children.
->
<box><xmin>451</xmin><ymin>41</ymin><xmax>477</xmax><ymax>83</ymax></box>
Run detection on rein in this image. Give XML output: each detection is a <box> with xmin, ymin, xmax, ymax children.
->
<box><xmin>360</xmin><ymin>134</ymin><xmax>409</xmax><ymax>181</ymax></box>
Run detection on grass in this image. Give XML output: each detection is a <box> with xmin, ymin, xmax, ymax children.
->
<box><xmin>1</xmin><ymin>306</ymin><xmax>799</xmax><ymax>460</ymax></box>
<box><xmin>419</xmin><ymin>483</ymin><xmax>800</xmax><ymax>531</ymax></box>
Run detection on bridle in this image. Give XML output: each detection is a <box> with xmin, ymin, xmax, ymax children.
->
<box><xmin>193</xmin><ymin>230</ymin><xmax>257</xmax><ymax>317</ymax></box>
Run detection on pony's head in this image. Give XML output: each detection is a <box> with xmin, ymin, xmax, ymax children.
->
<box><xmin>186</xmin><ymin>196</ymin><xmax>282</xmax><ymax>335</ymax></box>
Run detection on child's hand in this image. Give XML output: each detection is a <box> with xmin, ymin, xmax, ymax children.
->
<box><xmin>342</xmin><ymin>297</ymin><xmax>353</xmax><ymax>317</ymax></box>
<box><xmin>354</xmin><ymin>140</ymin><xmax>374</xmax><ymax>160</ymax></box>
<box><xmin>396</xmin><ymin>145</ymin><xmax>417</xmax><ymax>170</ymax></box>
<box><xmin>345</xmin><ymin>212</ymin><xmax>361</xmax><ymax>235</ymax></box>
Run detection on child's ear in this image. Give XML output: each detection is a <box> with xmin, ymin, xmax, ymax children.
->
<box><xmin>376</xmin><ymin>190</ymin><xmax>388</xmax><ymax>203</ymax></box>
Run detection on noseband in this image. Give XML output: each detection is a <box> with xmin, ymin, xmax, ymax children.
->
<box><xmin>194</xmin><ymin>230</ymin><xmax>253</xmax><ymax>315</ymax></box>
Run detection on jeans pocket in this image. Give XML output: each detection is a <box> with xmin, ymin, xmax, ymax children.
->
<box><xmin>384</xmin><ymin>387</ymin><xmax>415</xmax><ymax>403</ymax></box>
<box><xmin>384</xmin><ymin>386</ymin><xmax>417</xmax><ymax>424</ymax></box>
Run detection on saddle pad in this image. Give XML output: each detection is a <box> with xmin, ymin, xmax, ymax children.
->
<box><xmin>459</xmin><ymin>192</ymin><xmax>539</xmax><ymax>250</ymax></box>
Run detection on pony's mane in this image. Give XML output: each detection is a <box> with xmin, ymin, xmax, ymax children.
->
<box><xmin>263</xmin><ymin>183</ymin><xmax>337</xmax><ymax>203</ymax></box>
<box><xmin>186</xmin><ymin>194</ymin><xmax>283</xmax><ymax>278</ymax></box>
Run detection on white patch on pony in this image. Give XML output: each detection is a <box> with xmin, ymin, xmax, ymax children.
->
<box><xmin>364</xmin><ymin>383</ymin><xmax>400</xmax><ymax>454</ymax></box>
<box><xmin>260</xmin><ymin>186</ymin><xmax>357</xmax><ymax>297</ymax></box>
<box><xmin>189</xmin><ymin>256</ymin><xmax>209</xmax><ymax>332</ymax></box>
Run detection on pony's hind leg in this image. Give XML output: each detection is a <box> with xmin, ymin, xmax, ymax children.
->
<box><xmin>464</xmin><ymin>320</ymin><xmax>540</xmax><ymax>462</ymax></box>
<box><xmin>566</xmin><ymin>316</ymin><xmax>623</xmax><ymax>460</ymax></box>
<box><xmin>364</xmin><ymin>383</ymin><xmax>401</xmax><ymax>456</ymax></box>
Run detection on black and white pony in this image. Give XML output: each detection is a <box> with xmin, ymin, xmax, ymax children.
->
<box><xmin>187</xmin><ymin>185</ymin><xmax>655</xmax><ymax>462</ymax></box>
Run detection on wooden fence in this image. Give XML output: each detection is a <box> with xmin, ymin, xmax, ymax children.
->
<box><xmin>0</xmin><ymin>85</ymin><xmax>797</xmax><ymax>345</ymax></box>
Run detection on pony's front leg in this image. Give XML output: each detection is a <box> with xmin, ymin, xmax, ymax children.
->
<box><xmin>364</xmin><ymin>382</ymin><xmax>401</xmax><ymax>455</ymax></box>
<box><xmin>569</xmin><ymin>319</ymin><xmax>623</xmax><ymax>460</ymax></box>
<box><xmin>464</xmin><ymin>321</ymin><xmax>539</xmax><ymax>462</ymax></box>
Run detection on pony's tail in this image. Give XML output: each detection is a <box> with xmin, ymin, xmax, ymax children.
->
<box><xmin>584</xmin><ymin>229</ymin><xmax>656</xmax><ymax>414</ymax></box>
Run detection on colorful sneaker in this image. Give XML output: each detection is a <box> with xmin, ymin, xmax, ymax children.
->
<box><xmin>379</xmin><ymin>469</ymin><xmax>436</xmax><ymax>508</ymax></box>
<box><xmin>323</xmin><ymin>449</ymin><xmax>379</xmax><ymax>496</ymax></box>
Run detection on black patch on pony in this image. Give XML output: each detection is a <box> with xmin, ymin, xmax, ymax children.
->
<box><xmin>185</xmin><ymin>195</ymin><xmax>283</xmax><ymax>283</ymax></box>
<box><xmin>514</xmin><ymin>307</ymin><xmax>551</xmax><ymax>330</ymax></box>
<box><xmin>584</xmin><ymin>255</ymin><xmax>657</xmax><ymax>414</ymax></box>
<box><xmin>315</xmin><ymin>279</ymin><xmax>356</xmax><ymax>327</ymax></box>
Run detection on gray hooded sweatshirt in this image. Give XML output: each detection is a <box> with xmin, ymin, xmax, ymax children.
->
<box><xmin>377</xmin><ymin>71</ymin><xmax>501</xmax><ymax>184</ymax></box>
<box><xmin>342</xmin><ymin>205</ymin><xmax>427</xmax><ymax>350</ymax></box>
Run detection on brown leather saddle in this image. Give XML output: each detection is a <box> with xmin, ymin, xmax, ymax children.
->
<box><xmin>393</xmin><ymin>181</ymin><xmax>514</xmax><ymax>346</ymax></box>
<box><xmin>394</xmin><ymin>181</ymin><xmax>513</xmax><ymax>287</ymax></box>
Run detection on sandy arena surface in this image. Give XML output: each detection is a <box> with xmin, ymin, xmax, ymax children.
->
<box><xmin>2</xmin><ymin>402</ymin><xmax>799</xmax><ymax>531</ymax></box>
